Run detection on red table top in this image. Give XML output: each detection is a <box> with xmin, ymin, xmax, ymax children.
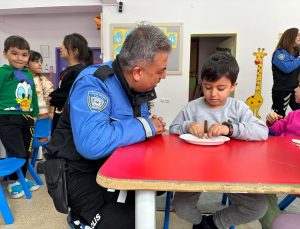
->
<box><xmin>97</xmin><ymin>135</ymin><xmax>300</xmax><ymax>194</ymax></box>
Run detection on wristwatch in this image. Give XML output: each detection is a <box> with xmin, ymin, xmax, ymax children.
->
<box><xmin>222</xmin><ymin>120</ymin><xmax>233</xmax><ymax>137</ymax></box>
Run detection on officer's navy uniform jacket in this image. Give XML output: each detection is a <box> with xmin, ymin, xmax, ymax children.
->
<box><xmin>272</xmin><ymin>49</ymin><xmax>300</xmax><ymax>92</ymax></box>
<box><xmin>271</xmin><ymin>48</ymin><xmax>300</xmax><ymax>116</ymax></box>
<box><xmin>47</xmin><ymin>57</ymin><xmax>157</xmax><ymax>173</ymax></box>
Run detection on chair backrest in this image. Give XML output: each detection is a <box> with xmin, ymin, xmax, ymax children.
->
<box><xmin>33</xmin><ymin>117</ymin><xmax>52</xmax><ymax>138</ymax></box>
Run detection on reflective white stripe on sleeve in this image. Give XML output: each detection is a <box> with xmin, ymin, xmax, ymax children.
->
<box><xmin>136</xmin><ymin>117</ymin><xmax>153</xmax><ymax>138</ymax></box>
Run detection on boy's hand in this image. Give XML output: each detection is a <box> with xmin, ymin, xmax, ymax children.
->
<box><xmin>207</xmin><ymin>123</ymin><xmax>229</xmax><ymax>138</ymax></box>
<box><xmin>150</xmin><ymin>115</ymin><xmax>166</xmax><ymax>135</ymax></box>
<box><xmin>188</xmin><ymin>122</ymin><xmax>205</xmax><ymax>138</ymax></box>
<box><xmin>266</xmin><ymin>111</ymin><xmax>283</xmax><ymax>125</ymax></box>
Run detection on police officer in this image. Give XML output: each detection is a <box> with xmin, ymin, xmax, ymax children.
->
<box><xmin>45</xmin><ymin>24</ymin><xmax>171</xmax><ymax>229</ymax></box>
<box><xmin>272</xmin><ymin>27</ymin><xmax>300</xmax><ymax>117</ymax></box>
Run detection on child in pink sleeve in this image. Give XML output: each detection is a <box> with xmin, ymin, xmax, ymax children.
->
<box><xmin>260</xmin><ymin>82</ymin><xmax>300</xmax><ymax>228</ymax></box>
<box><xmin>267</xmin><ymin>109</ymin><xmax>300</xmax><ymax>136</ymax></box>
<box><xmin>267</xmin><ymin>81</ymin><xmax>300</xmax><ymax>136</ymax></box>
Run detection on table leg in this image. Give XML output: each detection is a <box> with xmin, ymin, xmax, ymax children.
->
<box><xmin>135</xmin><ymin>190</ymin><xmax>156</xmax><ymax>229</ymax></box>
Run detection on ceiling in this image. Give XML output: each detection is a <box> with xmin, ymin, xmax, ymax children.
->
<box><xmin>0</xmin><ymin>5</ymin><xmax>103</xmax><ymax>15</ymax></box>
<box><xmin>0</xmin><ymin>0</ymin><xmax>120</xmax><ymax>15</ymax></box>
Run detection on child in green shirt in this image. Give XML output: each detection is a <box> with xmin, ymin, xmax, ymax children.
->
<box><xmin>0</xmin><ymin>35</ymin><xmax>39</xmax><ymax>198</ymax></box>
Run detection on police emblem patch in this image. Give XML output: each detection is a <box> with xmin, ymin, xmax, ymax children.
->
<box><xmin>87</xmin><ymin>91</ymin><xmax>108</xmax><ymax>112</ymax></box>
<box><xmin>277</xmin><ymin>53</ymin><xmax>285</xmax><ymax>61</ymax></box>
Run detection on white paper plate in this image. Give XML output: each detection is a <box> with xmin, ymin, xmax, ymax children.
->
<box><xmin>179</xmin><ymin>134</ymin><xmax>230</xmax><ymax>146</ymax></box>
<box><xmin>292</xmin><ymin>139</ymin><xmax>300</xmax><ymax>144</ymax></box>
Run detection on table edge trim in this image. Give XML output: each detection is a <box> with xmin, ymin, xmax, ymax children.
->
<box><xmin>96</xmin><ymin>173</ymin><xmax>300</xmax><ymax>194</ymax></box>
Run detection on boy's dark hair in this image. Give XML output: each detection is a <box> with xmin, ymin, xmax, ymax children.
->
<box><xmin>201</xmin><ymin>52</ymin><xmax>239</xmax><ymax>84</ymax></box>
<box><xmin>4</xmin><ymin>35</ymin><xmax>30</xmax><ymax>52</ymax></box>
<box><xmin>28</xmin><ymin>51</ymin><xmax>43</xmax><ymax>63</ymax></box>
<box><xmin>63</xmin><ymin>33</ymin><xmax>93</xmax><ymax>66</ymax></box>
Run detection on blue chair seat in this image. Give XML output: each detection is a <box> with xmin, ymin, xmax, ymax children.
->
<box><xmin>0</xmin><ymin>157</ymin><xmax>32</xmax><ymax>224</ymax></box>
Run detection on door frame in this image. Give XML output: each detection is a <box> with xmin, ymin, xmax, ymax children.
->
<box><xmin>189</xmin><ymin>33</ymin><xmax>237</xmax><ymax>100</ymax></box>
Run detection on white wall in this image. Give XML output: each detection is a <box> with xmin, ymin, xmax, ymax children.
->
<box><xmin>102</xmin><ymin>0</ymin><xmax>300</xmax><ymax>127</ymax></box>
<box><xmin>1</xmin><ymin>0</ymin><xmax>300</xmax><ymax>127</ymax></box>
<box><xmin>0</xmin><ymin>12</ymin><xmax>101</xmax><ymax>73</ymax></box>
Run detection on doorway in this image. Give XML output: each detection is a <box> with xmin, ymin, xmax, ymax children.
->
<box><xmin>189</xmin><ymin>34</ymin><xmax>237</xmax><ymax>101</ymax></box>
<box><xmin>54</xmin><ymin>47</ymin><xmax>102</xmax><ymax>88</ymax></box>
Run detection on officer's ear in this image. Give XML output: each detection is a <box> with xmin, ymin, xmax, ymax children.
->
<box><xmin>132</xmin><ymin>65</ymin><xmax>142</xmax><ymax>82</ymax></box>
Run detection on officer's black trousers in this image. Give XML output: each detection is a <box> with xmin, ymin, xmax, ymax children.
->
<box><xmin>67</xmin><ymin>169</ymin><xmax>135</xmax><ymax>229</ymax></box>
<box><xmin>272</xmin><ymin>89</ymin><xmax>300</xmax><ymax>117</ymax></box>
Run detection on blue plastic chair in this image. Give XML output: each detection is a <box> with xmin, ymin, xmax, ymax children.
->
<box><xmin>31</xmin><ymin>117</ymin><xmax>52</xmax><ymax>168</ymax></box>
<box><xmin>278</xmin><ymin>195</ymin><xmax>297</xmax><ymax>210</ymax></box>
<box><xmin>0</xmin><ymin>157</ymin><xmax>32</xmax><ymax>224</ymax></box>
<box><xmin>222</xmin><ymin>193</ymin><xmax>230</xmax><ymax>205</ymax></box>
<box><xmin>28</xmin><ymin>117</ymin><xmax>52</xmax><ymax>186</ymax></box>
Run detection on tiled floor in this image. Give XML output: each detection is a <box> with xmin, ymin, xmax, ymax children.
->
<box><xmin>1</xmin><ymin>176</ymin><xmax>300</xmax><ymax>228</ymax></box>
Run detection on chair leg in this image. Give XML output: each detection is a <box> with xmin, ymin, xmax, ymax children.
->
<box><xmin>278</xmin><ymin>195</ymin><xmax>296</xmax><ymax>210</ymax></box>
<box><xmin>221</xmin><ymin>193</ymin><xmax>228</xmax><ymax>205</ymax></box>
<box><xmin>222</xmin><ymin>194</ymin><xmax>234</xmax><ymax>228</ymax></box>
<box><xmin>163</xmin><ymin>192</ymin><xmax>173</xmax><ymax>229</ymax></box>
<box><xmin>0</xmin><ymin>185</ymin><xmax>14</xmax><ymax>224</ymax></box>
<box><xmin>16</xmin><ymin>168</ymin><xmax>32</xmax><ymax>199</ymax></box>
<box><xmin>31</xmin><ymin>147</ymin><xmax>39</xmax><ymax>168</ymax></box>
<box><xmin>27</xmin><ymin>163</ymin><xmax>44</xmax><ymax>186</ymax></box>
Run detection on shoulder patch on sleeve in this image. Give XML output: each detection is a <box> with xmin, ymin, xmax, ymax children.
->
<box><xmin>277</xmin><ymin>53</ymin><xmax>286</xmax><ymax>61</ymax></box>
<box><xmin>87</xmin><ymin>91</ymin><xmax>108</xmax><ymax>112</ymax></box>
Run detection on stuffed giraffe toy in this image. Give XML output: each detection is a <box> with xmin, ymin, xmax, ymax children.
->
<box><xmin>245</xmin><ymin>48</ymin><xmax>267</xmax><ymax>119</ymax></box>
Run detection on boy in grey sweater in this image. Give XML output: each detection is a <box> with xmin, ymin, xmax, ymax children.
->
<box><xmin>169</xmin><ymin>52</ymin><xmax>268</xmax><ymax>229</ymax></box>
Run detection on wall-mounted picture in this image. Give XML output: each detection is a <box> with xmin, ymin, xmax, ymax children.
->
<box><xmin>111</xmin><ymin>23</ymin><xmax>183</xmax><ymax>74</ymax></box>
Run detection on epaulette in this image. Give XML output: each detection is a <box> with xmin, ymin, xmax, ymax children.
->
<box><xmin>93</xmin><ymin>65</ymin><xmax>114</xmax><ymax>81</ymax></box>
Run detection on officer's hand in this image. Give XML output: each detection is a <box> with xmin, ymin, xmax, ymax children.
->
<box><xmin>151</xmin><ymin>115</ymin><xmax>166</xmax><ymax>135</ymax></box>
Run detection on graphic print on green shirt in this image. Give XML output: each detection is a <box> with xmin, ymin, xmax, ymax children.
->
<box><xmin>0</xmin><ymin>64</ymin><xmax>39</xmax><ymax>116</ymax></box>
<box><xmin>11</xmin><ymin>70</ymin><xmax>33</xmax><ymax>112</ymax></box>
